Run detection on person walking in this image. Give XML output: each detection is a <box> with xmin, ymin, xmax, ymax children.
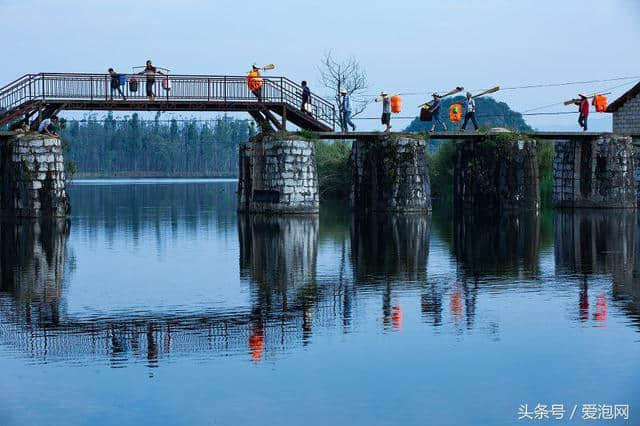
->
<box><xmin>140</xmin><ymin>60</ymin><xmax>164</xmax><ymax>100</ymax></box>
<box><xmin>461</xmin><ymin>92</ymin><xmax>479</xmax><ymax>131</ymax></box>
<box><xmin>247</xmin><ymin>64</ymin><xmax>263</xmax><ymax>102</ymax></box>
<box><xmin>340</xmin><ymin>89</ymin><xmax>356</xmax><ymax>132</ymax></box>
<box><xmin>301</xmin><ymin>81</ymin><xmax>311</xmax><ymax>115</ymax></box>
<box><xmin>375</xmin><ymin>91</ymin><xmax>392</xmax><ymax>132</ymax></box>
<box><xmin>38</xmin><ymin>115</ymin><xmax>59</xmax><ymax>136</ymax></box>
<box><xmin>108</xmin><ymin>68</ymin><xmax>126</xmax><ymax>100</ymax></box>
<box><xmin>428</xmin><ymin>93</ymin><xmax>447</xmax><ymax>132</ymax></box>
<box><xmin>577</xmin><ymin>94</ymin><xmax>589</xmax><ymax>131</ymax></box>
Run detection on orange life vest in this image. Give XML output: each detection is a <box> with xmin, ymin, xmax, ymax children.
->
<box><xmin>390</xmin><ymin>95</ymin><xmax>402</xmax><ymax>113</ymax></box>
<box><xmin>449</xmin><ymin>103</ymin><xmax>463</xmax><ymax>122</ymax></box>
<box><xmin>593</xmin><ymin>95</ymin><xmax>607</xmax><ymax>112</ymax></box>
<box><xmin>247</xmin><ymin>70</ymin><xmax>263</xmax><ymax>92</ymax></box>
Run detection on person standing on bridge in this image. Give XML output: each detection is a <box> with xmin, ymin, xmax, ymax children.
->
<box><xmin>375</xmin><ymin>91</ymin><xmax>392</xmax><ymax>132</ymax></box>
<box><xmin>461</xmin><ymin>92</ymin><xmax>479</xmax><ymax>131</ymax></box>
<box><xmin>108</xmin><ymin>68</ymin><xmax>126</xmax><ymax>101</ymax></box>
<box><xmin>340</xmin><ymin>89</ymin><xmax>356</xmax><ymax>132</ymax></box>
<box><xmin>141</xmin><ymin>60</ymin><xmax>164</xmax><ymax>101</ymax></box>
<box><xmin>428</xmin><ymin>93</ymin><xmax>448</xmax><ymax>132</ymax></box>
<box><xmin>247</xmin><ymin>64</ymin><xmax>263</xmax><ymax>102</ymax></box>
<box><xmin>301</xmin><ymin>81</ymin><xmax>312</xmax><ymax>115</ymax></box>
<box><xmin>577</xmin><ymin>94</ymin><xmax>589</xmax><ymax>131</ymax></box>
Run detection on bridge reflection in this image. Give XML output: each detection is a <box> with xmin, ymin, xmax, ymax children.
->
<box><xmin>452</xmin><ymin>211</ymin><xmax>541</xmax><ymax>278</ymax></box>
<box><xmin>553</xmin><ymin>210</ymin><xmax>640</xmax><ymax>327</ymax></box>
<box><xmin>1</xmin><ymin>207</ymin><xmax>640</xmax><ymax>366</ymax></box>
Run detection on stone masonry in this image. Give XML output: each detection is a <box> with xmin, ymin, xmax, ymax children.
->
<box><xmin>612</xmin><ymin>94</ymin><xmax>640</xmax><ymax>134</ymax></box>
<box><xmin>0</xmin><ymin>134</ymin><xmax>69</xmax><ymax>217</ymax></box>
<box><xmin>238</xmin><ymin>133</ymin><xmax>319</xmax><ymax>213</ymax></box>
<box><xmin>553</xmin><ymin>135</ymin><xmax>636</xmax><ymax>208</ymax></box>
<box><xmin>350</xmin><ymin>134</ymin><xmax>431</xmax><ymax>213</ymax></box>
<box><xmin>454</xmin><ymin>138</ymin><xmax>539</xmax><ymax>212</ymax></box>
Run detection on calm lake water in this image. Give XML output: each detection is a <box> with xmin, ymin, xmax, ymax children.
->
<box><xmin>0</xmin><ymin>179</ymin><xmax>638</xmax><ymax>426</ymax></box>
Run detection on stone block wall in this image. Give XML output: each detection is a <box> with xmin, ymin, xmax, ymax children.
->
<box><xmin>552</xmin><ymin>135</ymin><xmax>636</xmax><ymax>208</ymax></box>
<box><xmin>454</xmin><ymin>138</ymin><xmax>539</xmax><ymax>212</ymax></box>
<box><xmin>350</xmin><ymin>135</ymin><xmax>431</xmax><ymax>213</ymax></box>
<box><xmin>0</xmin><ymin>134</ymin><xmax>69</xmax><ymax>217</ymax></box>
<box><xmin>612</xmin><ymin>95</ymin><xmax>640</xmax><ymax>133</ymax></box>
<box><xmin>238</xmin><ymin>134</ymin><xmax>319</xmax><ymax>213</ymax></box>
<box><xmin>635</xmin><ymin>146</ymin><xmax>640</xmax><ymax>207</ymax></box>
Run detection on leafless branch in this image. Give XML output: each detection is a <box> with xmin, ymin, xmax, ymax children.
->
<box><xmin>318</xmin><ymin>51</ymin><xmax>371</xmax><ymax>131</ymax></box>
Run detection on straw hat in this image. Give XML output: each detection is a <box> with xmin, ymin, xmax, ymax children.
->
<box><xmin>380</xmin><ymin>91</ymin><xmax>388</xmax><ymax>96</ymax></box>
<box><xmin>340</xmin><ymin>89</ymin><xmax>347</xmax><ymax>94</ymax></box>
<box><xmin>252</xmin><ymin>63</ymin><xmax>259</xmax><ymax>70</ymax></box>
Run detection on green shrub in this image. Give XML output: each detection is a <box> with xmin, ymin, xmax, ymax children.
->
<box><xmin>316</xmin><ymin>140</ymin><xmax>351</xmax><ymax>200</ymax></box>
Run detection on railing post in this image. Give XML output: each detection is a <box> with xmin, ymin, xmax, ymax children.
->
<box><xmin>280</xmin><ymin>77</ymin><xmax>284</xmax><ymax>105</ymax></box>
<box><xmin>105</xmin><ymin>75</ymin><xmax>108</xmax><ymax>100</ymax></box>
<box><xmin>90</xmin><ymin>76</ymin><xmax>93</xmax><ymax>101</ymax></box>
<box><xmin>223</xmin><ymin>76</ymin><xmax>227</xmax><ymax>103</ymax></box>
<box><xmin>207</xmin><ymin>78</ymin><xmax>211</xmax><ymax>101</ymax></box>
<box><xmin>41</xmin><ymin>75</ymin><xmax>44</xmax><ymax>100</ymax></box>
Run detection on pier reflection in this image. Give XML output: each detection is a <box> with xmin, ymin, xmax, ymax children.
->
<box><xmin>0</xmin><ymin>219</ymin><xmax>70</xmax><ymax>326</ymax></box>
<box><xmin>452</xmin><ymin>211</ymin><xmax>540</xmax><ymax>278</ymax></box>
<box><xmin>350</xmin><ymin>214</ymin><xmax>431</xmax><ymax>331</ymax></box>
<box><xmin>554</xmin><ymin>210</ymin><xmax>640</xmax><ymax>328</ymax></box>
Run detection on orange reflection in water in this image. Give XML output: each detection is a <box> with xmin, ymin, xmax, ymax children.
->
<box><xmin>392</xmin><ymin>305</ymin><xmax>403</xmax><ymax>332</ymax></box>
<box><xmin>249</xmin><ymin>327</ymin><xmax>265</xmax><ymax>363</ymax></box>
<box><xmin>450</xmin><ymin>289</ymin><xmax>462</xmax><ymax>323</ymax></box>
<box><xmin>594</xmin><ymin>294</ymin><xmax>607</xmax><ymax>323</ymax></box>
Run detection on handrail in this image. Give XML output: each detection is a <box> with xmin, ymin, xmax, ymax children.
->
<box><xmin>0</xmin><ymin>73</ymin><xmax>335</xmax><ymax>130</ymax></box>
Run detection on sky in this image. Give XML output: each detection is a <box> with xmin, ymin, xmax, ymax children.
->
<box><xmin>1</xmin><ymin>0</ymin><xmax>639</xmax><ymax>130</ymax></box>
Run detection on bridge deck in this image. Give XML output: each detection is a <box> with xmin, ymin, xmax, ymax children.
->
<box><xmin>313</xmin><ymin>131</ymin><xmax>640</xmax><ymax>140</ymax></box>
<box><xmin>0</xmin><ymin>73</ymin><xmax>336</xmax><ymax>131</ymax></box>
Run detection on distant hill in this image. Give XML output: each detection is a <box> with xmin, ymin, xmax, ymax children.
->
<box><xmin>405</xmin><ymin>96</ymin><xmax>533</xmax><ymax>133</ymax></box>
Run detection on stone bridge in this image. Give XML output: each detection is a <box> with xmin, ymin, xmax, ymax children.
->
<box><xmin>1</xmin><ymin>130</ymin><xmax>639</xmax><ymax>217</ymax></box>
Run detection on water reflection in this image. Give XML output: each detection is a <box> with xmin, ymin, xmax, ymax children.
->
<box><xmin>453</xmin><ymin>211</ymin><xmax>540</xmax><ymax>278</ymax></box>
<box><xmin>554</xmin><ymin>210</ymin><xmax>640</xmax><ymax>328</ymax></box>
<box><xmin>0</xmin><ymin>219</ymin><xmax>70</xmax><ymax>326</ymax></box>
<box><xmin>238</xmin><ymin>214</ymin><xmax>319</xmax><ymax>348</ymax></box>
<box><xmin>350</xmin><ymin>214</ymin><xmax>431</xmax><ymax>331</ymax></box>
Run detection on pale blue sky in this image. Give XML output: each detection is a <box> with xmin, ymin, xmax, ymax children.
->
<box><xmin>1</xmin><ymin>0</ymin><xmax>638</xmax><ymax>130</ymax></box>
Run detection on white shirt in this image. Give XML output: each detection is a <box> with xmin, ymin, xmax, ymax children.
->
<box><xmin>465</xmin><ymin>98</ymin><xmax>476</xmax><ymax>113</ymax></box>
<box><xmin>38</xmin><ymin>118</ymin><xmax>52</xmax><ymax>132</ymax></box>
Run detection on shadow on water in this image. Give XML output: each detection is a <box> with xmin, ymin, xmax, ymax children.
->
<box><xmin>553</xmin><ymin>209</ymin><xmax>640</xmax><ymax>329</ymax></box>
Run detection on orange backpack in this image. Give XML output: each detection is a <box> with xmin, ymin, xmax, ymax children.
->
<box><xmin>449</xmin><ymin>103</ymin><xmax>463</xmax><ymax>122</ymax></box>
<box><xmin>390</xmin><ymin>95</ymin><xmax>402</xmax><ymax>113</ymax></box>
<box><xmin>247</xmin><ymin>70</ymin><xmax>263</xmax><ymax>92</ymax></box>
<box><xmin>593</xmin><ymin>95</ymin><xmax>607</xmax><ymax>112</ymax></box>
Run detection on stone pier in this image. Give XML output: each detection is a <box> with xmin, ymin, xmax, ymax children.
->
<box><xmin>454</xmin><ymin>137</ymin><xmax>539</xmax><ymax>211</ymax></box>
<box><xmin>0</xmin><ymin>134</ymin><xmax>69</xmax><ymax>217</ymax></box>
<box><xmin>238</xmin><ymin>133</ymin><xmax>319</xmax><ymax>213</ymax></box>
<box><xmin>350</xmin><ymin>134</ymin><xmax>431</xmax><ymax>213</ymax></box>
<box><xmin>553</xmin><ymin>135</ymin><xmax>636</xmax><ymax>208</ymax></box>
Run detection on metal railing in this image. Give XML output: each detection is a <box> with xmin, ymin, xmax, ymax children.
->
<box><xmin>0</xmin><ymin>73</ymin><xmax>336</xmax><ymax>130</ymax></box>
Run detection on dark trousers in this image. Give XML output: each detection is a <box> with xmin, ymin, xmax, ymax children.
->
<box><xmin>461</xmin><ymin>112</ymin><xmax>478</xmax><ymax>130</ymax></box>
<box><xmin>146</xmin><ymin>78</ymin><xmax>155</xmax><ymax>97</ymax></box>
<box><xmin>111</xmin><ymin>86</ymin><xmax>126</xmax><ymax>100</ymax></box>
<box><xmin>252</xmin><ymin>88</ymin><xmax>262</xmax><ymax>102</ymax></box>
<box><xmin>578</xmin><ymin>115</ymin><xmax>588</xmax><ymax>131</ymax></box>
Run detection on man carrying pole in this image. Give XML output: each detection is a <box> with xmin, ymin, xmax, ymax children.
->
<box><xmin>375</xmin><ymin>91</ymin><xmax>392</xmax><ymax>132</ymax></box>
<box><xmin>577</xmin><ymin>94</ymin><xmax>589</xmax><ymax>131</ymax></box>
<box><xmin>461</xmin><ymin>92</ymin><xmax>479</xmax><ymax>131</ymax></box>
<box><xmin>428</xmin><ymin>93</ymin><xmax>447</xmax><ymax>132</ymax></box>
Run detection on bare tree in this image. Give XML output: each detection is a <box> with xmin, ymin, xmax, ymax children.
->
<box><xmin>318</xmin><ymin>51</ymin><xmax>370</xmax><ymax>131</ymax></box>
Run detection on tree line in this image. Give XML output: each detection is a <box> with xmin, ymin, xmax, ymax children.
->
<box><xmin>62</xmin><ymin>113</ymin><xmax>256</xmax><ymax>177</ymax></box>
